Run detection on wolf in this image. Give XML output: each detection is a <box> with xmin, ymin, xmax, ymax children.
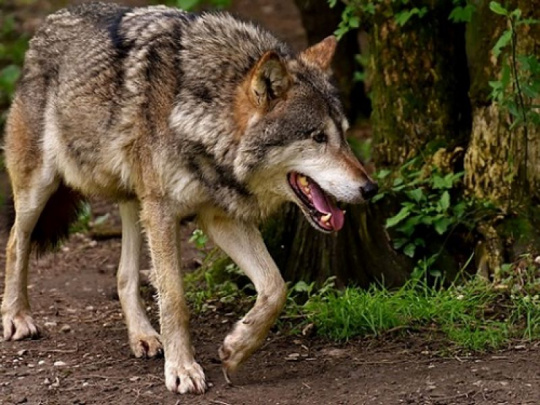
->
<box><xmin>1</xmin><ymin>2</ymin><xmax>377</xmax><ymax>394</ymax></box>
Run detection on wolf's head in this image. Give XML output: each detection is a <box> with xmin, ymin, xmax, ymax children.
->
<box><xmin>234</xmin><ymin>37</ymin><xmax>377</xmax><ymax>233</ymax></box>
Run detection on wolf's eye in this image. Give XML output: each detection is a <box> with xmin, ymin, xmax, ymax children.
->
<box><xmin>312</xmin><ymin>132</ymin><xmax>327</xmax><ymax>144</ymax></box>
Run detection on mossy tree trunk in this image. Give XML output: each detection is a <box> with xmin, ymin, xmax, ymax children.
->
<box><xmin>264</xmin><ymin>1</ymin><xmax>472</xmax><ymax>286</ymax></box>
<box><xmin>464</xmin><ymin>0</ymin><xmax>540</xmax><ymax>277</ymax></box>
<box><xmin>368</xmin><ymin>0</ymin><xmax>471</xmax><ymax>167</ymax></box>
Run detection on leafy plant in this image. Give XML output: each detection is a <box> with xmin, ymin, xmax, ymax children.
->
<box><xmin>0</xmin><ymin>14</ymin><xmax>29</xmax><ymax>129</ymax></box>
<box><xmin>448</xmin><ymin>0</ymin><xmax>475</xmax><ymax>23</ymax></box>
<box><xmin>168</xmin><ymin>0</ymin><xmax>231</xmax><ymax>11</ymax></box>
<box><xmin>488</xmin><ymin>2</ymin><xmax>540</xmax><ymax>128</ymax></box>
<box><xmin>374</xmin><ymin>158</ymin><xmax>471</xmax><ymax>261</ymax></box>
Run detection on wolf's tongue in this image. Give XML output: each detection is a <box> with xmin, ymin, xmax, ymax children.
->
<box><xmin>308</xmin><ymin>179</ymin><xmax>345</xmax><ymax>231</ymax></box>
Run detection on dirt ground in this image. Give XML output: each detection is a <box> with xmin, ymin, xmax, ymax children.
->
<box><xmin>1</xmin><ymin>206</ymin><xmax>540</xmax><ymax>405</ymax></box>
<box><xmin>2</xmin><ymin>0</ymin><xmax>540</xmax><ymax>404</ymax></box>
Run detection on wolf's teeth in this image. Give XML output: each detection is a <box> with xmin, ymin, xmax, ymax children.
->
<box><xmin>321</xmin><ymin>213</ymin><xmax>332</xmax><ymax>223</ymax></box>
<box><xmin>298</xmin><ymin>176</ymin><xmax>309</xmax><ymax>187</ymax></box>
<box><xmin>343</xmin><ymin>210</ymin><xmax>346</xmax><ymax>215</ymax></box>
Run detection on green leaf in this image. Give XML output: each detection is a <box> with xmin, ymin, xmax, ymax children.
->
<box><xmin>371</xmin><ymin>192</ymin><xmax>386</xmax><ymax>203</ymax></box>
<box><xmin>399</xmin><ymin>215</ymin><xmax>422</xmax><ymax>237</ymax></box>
<box><xmin>0</xmin><ymin>65</ymin><xmax>21</xmax><ymax>97</ymax></box>
<box><xmin>176</xmin><ymin>0</ymin><xmax>200</xmax><ymax>10</ymax></box>
<box><xmin>348</xmin><ymin>16</ymin><xmax>360</xmax><ymax>28</ymax></box>
<box><xmin>439</xmin><ymin>191</ymin><xmax>450</xmax><ymax>211</ymax></box>
<box><xmin>393</xmin><ymin>237</ymin><xmax>408</xmax><ymax>250</ymax></box>
<box><xmin>492</xmin><ymin>29</ymin><xmax>512</xmax><ymax>58</ymax></box>
<box><xmin>449</xmin><ymin>5</ymin><xmax>475</xmax><ymax>23</ymax></box>
<box><xmin>376</xmin><ymin>169</ymin><xmax>392</xmax><ymax>179</ymax></box>
<box><xmin>433</xmin><ymin>174</ymin><xmax>453</xmax><ymax>189</ymax></box>
<box><xmin>406</xmin><ymin>188</ymin><xmax>424</xmax><ymax>202</ymax></box>
<box><xmin>434</xmin><ymin>217</ymin><xmax>453</xmax><ymax>235</ymax></box>
<box><xmin>386</xmin><ymin>206</ymin><xmax>411</xmax><ymax>228</ymax></box>
<box><xmin>489</xmin><ymin>1</ymin><xmax>508</xmax><ymax>16</ymax></box>
<box><xmin>403</xmin><ymin>243</ymin><xmax>416</xmax><ymax>258</ymax></box>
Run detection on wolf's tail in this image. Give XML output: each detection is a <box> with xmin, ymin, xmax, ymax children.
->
<box><xmin>5</xmin><ymin>181</ymin><xmax>86</xmax><ymax>254</ymax></box>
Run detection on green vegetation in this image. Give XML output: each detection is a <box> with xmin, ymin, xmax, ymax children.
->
<box><xmin>186</xmin><ymin>229</ymin><xmax>540</xmax><ymax>353</ymax></box>
<box><xmin>488</xmin><ymin>1</ymin><xmax>540</xmax><ymax>127</ymax></box>
<box><xmin>0</xmin><ymin>14</ymin><xmax>29</xmax><ymax>128</ymax></box>
<box><xmin>295</xmin><ymin>274</ymin><xmax>540</xmax><ymax>351</ymax></box>
<box><xmin>165</xmin><ymin>0</ymin><xmax>231</xmax><ymax>11</ymax></box>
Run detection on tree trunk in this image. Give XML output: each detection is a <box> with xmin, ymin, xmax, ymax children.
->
<box><xmin>369</xmin><ymin>0</ymin><xmax>471</xmax><ymax>167</ymax></box>
<box><xmin>464</xmin><ymin>0</ymin><xmax>540</xmax><ymax>277</ymax></box>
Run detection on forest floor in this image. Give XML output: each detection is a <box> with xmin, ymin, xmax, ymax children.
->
<box><xmin>2</xmin><ymin>0</ymin><xmax>540</xmax><ymax>404</ymax></box>
<box><xmin>2</xmin><ymin>202</ymin><xmax>540</xmax><ymax>405</ymax></box>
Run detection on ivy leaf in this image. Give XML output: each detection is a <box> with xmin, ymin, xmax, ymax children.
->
<box><xmin>433</xmin><ymin>174</ymin><xmax>453</xmax><ymax>189</ymax></box>
<box><xmin>439</xmin><ymin>191</ymin><xmax>450</xmax><ymax>211</ymax></box>
<box><xmin>403</xmin><ymin>243</ymin><xmax>416</xmax><ymax>258</ymax></box>
<box><xmin>434</xmin><ymin>217</ymin><xmax>453</xmax><ymax>235</ymax></box>
<box><xmin>395</xmin><ymin>7</ymin><xmax>427</xmax><ymax>27</ymax></box>
<box><xmin>406</xmin><ymin>188</ymin><xmax>423</xmax><ymax>202</ymax></box>
<box><xmin>377</xmin><ymin>169</ymin><xmax>392</xmax><ymax>179</ymax></box>
<box><xmin>492</xmin><ymin>29</ymin><xmax>512</xmax><ymax>58</ymax></box>
<box><xmin>449</xmin><ymin>5</ymin><xmax>475</xmax><ymax>23</ymax></box>
<box><xmin>489</xmin><ymin>1</ymin><xmax>508</xmax><ymax>16</ymax></box>
<box><xmin>386</xmin><ymin>206</ymin><xmax>411</xmax><ymax>228</ymax></box>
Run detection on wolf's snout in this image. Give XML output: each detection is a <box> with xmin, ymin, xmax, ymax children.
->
<box><xmin>360</xmin><ymin>182</ymin><xmax>378</xmax><ymax>200</ymax></box>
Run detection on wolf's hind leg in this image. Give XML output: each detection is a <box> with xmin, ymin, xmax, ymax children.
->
<box><xmin>117</xmin><ymin>201</ymin><xmax>162</xmax><ymax>358</ymax></box>
<box><xmin>2</xmin><ymin>178</ymin><xmax>60</xmax><ymax>341</ymax></box>
<box><xmin>200</xmin><ymin>212</ymin><xmax>287</xmax><ymax>382</ymax></box>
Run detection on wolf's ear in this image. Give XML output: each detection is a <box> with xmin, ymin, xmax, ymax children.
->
<box><xmin>248</xmin><ymin>51</ymin><xmax>291</xmax><ymax>110</ymax></box>
<box><xmin>300</xmin><ymin>36</ymin><xmax>337</xmax><ymax>71</ymax></box>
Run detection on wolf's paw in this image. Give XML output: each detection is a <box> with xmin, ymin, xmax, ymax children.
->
<box><xmin>219</xmin><ymin>321</ymin><xmax>265</xmax><ymax>383</ymax></box>
<box><xmin>165</xmin><ymin>359</ymin><xmax>207</xmax><ymax>394</ymax></box>
<box><xmin>130</xmin><ymin>332</ymin><xmax>163</xmax><ymax>358</ymax></box>
<box><xmin>2</xmin><ymin>312</ymin><xmax>41</xmax><ymax>341</ymax></box>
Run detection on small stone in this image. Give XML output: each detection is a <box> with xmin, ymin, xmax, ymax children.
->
<box><xmin>17</xmin><ymin>349</ymin><xmax>28</xmax><ymax>356</ymax></box>
<box><xmin>44</xmin><ymin>322</ymin><xmax>57</xmax><ymax>328</ymax></box>
<box><xmin>129</xmin><ymin>376</ymin><xmax>140</xmax><ymax>382</ymax></box>
<box><xmin>54</xmin><ymin>361</ymin><xmax>67</xmax><ymax>367</ymax></box>
<box><xmin>43</xmin><ymin>378</ymin><xmax>51</xmax><ymax>385</ymax></box>
<box><xmin>60</xmin><ymin>324</ymin><xmax>71</xmax><ymax>333</ymax></box>
<box><xmin>38</xmin><ymin>360</ymin><xmax>45</xmax><ymax>366</ymax></box>
<box><xmin>286</xmin><ymin>353</ymin><xmax>300</xmax><ymax>361</ymax></box>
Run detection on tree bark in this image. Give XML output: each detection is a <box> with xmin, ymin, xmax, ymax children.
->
<box><xmin>464</xmin><ymin>0</ymin><xmax>540</xmax><ymax>276</ymax></box>
<box><xmin>368</xmin><ymin>0</ymin><xmax>471</xmax><ymax>167</ymax></box>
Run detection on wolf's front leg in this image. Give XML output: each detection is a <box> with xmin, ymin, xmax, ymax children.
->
<box><xmin>141</xmin><ymin>200</ymin><xmax>206</xmax><ymax>394</ymax></box>
<box><xmin>200</xmin><ymin>212</ymin><xmax>287</xmax><ymax>382</ymax></box>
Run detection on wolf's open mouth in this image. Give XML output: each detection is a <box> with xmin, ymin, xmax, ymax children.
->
<box><xmin>287</xmin><ymin>171</ymin><xmax>345</xmax><ymax>232</ymax></box>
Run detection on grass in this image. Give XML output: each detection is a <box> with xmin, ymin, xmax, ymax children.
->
<box><xmin>293</xmin><ymin>274</ymin><xmax>540</xmax><ymax>352</ymax></box>
<box><xmin>184</xmin><ymin>229</ymin><xmax>540</xmax><ymax>353</ymax></box>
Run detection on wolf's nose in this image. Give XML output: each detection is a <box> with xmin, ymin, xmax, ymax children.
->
<box><xmin>360</xmin><ymin>182</ymin><xmax>378</xmax><ymax>200</ymax></box>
